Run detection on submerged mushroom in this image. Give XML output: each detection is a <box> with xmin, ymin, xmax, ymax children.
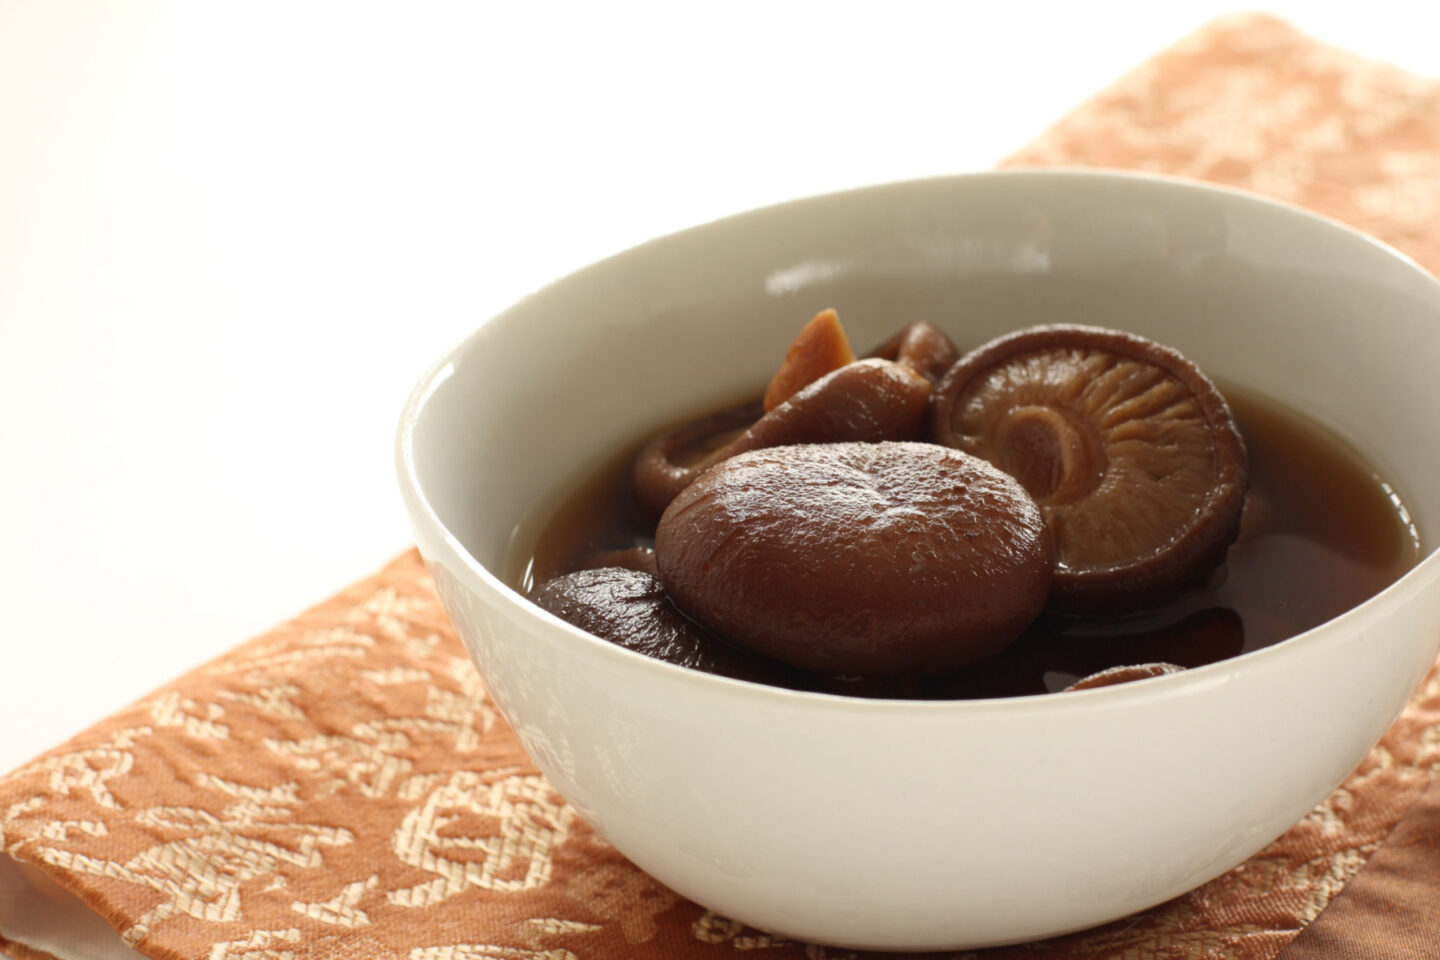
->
<box><xmin>655</xmin><ymin>441</ymin><xmax>1053</xmax><ymax>676</ymax></box>
<box><xmin>916</xmin><ymin>605</ymin><xmax>1244</xmax><ymax>700</ymax></box>
<box><xmin>631</xmin><ymin>401</ymin><xmax>762</xmax><ymax>525</ymax></box>
<box><xmin>868</xmin><ymin>321</ymin><xmax>960</xmax><ymax>384</ymax></box>
<box><xmin>1063</xmin><ymin>662</ymin><xmax>1186</xmax><ymax>692</ymax></box>
<box><xmin>931</xmin><ymin>325</ymin><xmax>1247</xmax><ymax>612</ymax></box>
<box><xmin>531</xmin><ymin>567</ymin><xmax>792</xmax><ymax>686</ymax></box>
<box><xmin>632</xmin><ymin>359</ymin><xmax>932</xmax><ymax>523</ymax></box>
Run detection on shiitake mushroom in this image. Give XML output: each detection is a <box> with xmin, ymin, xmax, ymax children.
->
<box><xmin>867</xmin><ymin>321</ymin><xmax>960</xmax><ymax>385</ymax></box>
<box><xmin>632</xmin><ymin>358</ymin><xmax>932</xmax><ymax>523</ymax></box>
<box><xmin>763</xmin><ymin>308</ymin><xmax>855</xmax><ymax>411</ymax></box>
<box><xmin>655</xmin><ymin>441</ymin><xmax>1054</xmax><ymax>676</ymax></box>
<box><xmin>531</xmin><ymin>566</ymin><xmax>793</xmax><ymax>686</ymax></box>
<box><xmin>762</xmin><ymin>311</ymin><xmax>960</xmax><ymax>410</ymax></box>
<box><xmin>630</xmin><ymin>401</ymin><xmax>762</xmax><ymax>525</ymax></box>
<box><xmin>931</xmin><ymin>324</ymin><xmax>1247</xmax><ymax>613</ymax></box>
<box><xmin>610</xmin><ymin>316</ymin><xmax>1252</xmax><ymax>692</ymax></box>
<box><xmin>727</xmin><ymin>358</ymin><xmax>932</xmax><ymax>456</ymax></box>
<box><xmin>787</xmin><ymin>603</ymin><xmax>1242</xmax><ymax>699</ymax></box>
<box><xmin>1064</xmin><ymin>662</ymin><xmax>1186</xmax><ymax>692</ymax></box>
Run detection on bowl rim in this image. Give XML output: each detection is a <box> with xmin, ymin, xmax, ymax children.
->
<box><xmin>396</xmin><ymin>167</ymin><xmax>1440</xmax><ymax>715</ymax></box>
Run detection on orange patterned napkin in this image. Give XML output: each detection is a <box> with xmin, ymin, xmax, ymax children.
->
<box><xmin>5</xmin><ymin>13</ymin><xmax>1440</xmax><ymax>960</ymax></box>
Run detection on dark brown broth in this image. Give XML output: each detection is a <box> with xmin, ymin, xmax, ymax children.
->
<box><xmin>512</xmin><ymin>386</ymin><xmax>1420</xmax><ymax>698</ymax></box>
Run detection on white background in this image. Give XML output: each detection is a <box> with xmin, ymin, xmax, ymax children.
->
<box><xmin>2</xmin><ymin>1</ymin><xmax>1439</xmax><ymax>774</ymax></box>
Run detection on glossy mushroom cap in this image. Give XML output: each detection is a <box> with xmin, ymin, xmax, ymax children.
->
<box><xmin>530</xmin><ymin>567</ymin><xmax>793</xmax><ymax>686</ymax></box>
<box><xmin>867</xmin><ymin>321</ymin><xmax>960</xmax><ymax>385</ymax></box>
<box><xmin>931</xmin><ymin>324</ymin><xmax>1248</xmax><ymax>613</ymax></box>
<box><xmin>655</xmin><ymin>441</ymin><xmax>1054</xmax><ymax>676</ymax></box>
<box><xmin>727</xmin><ymin>358</ymin><xmax>932</xmax><ymax>457</ymax></box>
<box><xmin>631</xmin><ymin>358</ymin><xmax>932</xmax><ymax>523</ymax></box>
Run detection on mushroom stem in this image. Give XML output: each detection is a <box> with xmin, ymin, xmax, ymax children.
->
<box><xmin>992</xmin><ymin>405</ymin><xmax>1106</xmax><ymax>504</ymax></box>
<box><xmin>764</xmin><ymin>308</ymin><xmax>855</xmax><ymax>411</ymax></box>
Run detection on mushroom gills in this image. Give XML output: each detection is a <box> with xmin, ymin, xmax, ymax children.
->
<box><xmin>932</xmin><ymin>325</ymin><xmax>1247</xmax><ymax>613</ymax></box>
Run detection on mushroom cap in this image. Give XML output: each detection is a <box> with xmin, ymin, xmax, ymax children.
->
<box><xmin>631</xmin><ymin>358</ymin><xmax>931</xmax><ymax>524</ymax></box>
<box><xmin>530</xmin><ymin>566</ymin><xmax>792</xmax><ymax>686</ymax></box>
<box><xmin>931</xmin><ymin>324</ymin><xmax>1247</xmax><ymax>612</ymax></box>
<box><xmin>763</xmin><ymin>307</ymin><xmax>855</xmax><ymax>411</ymax></box>
<box><xmin>655</xmin><ymin>441</ymin><xmax>1054</xmax><ymax>675</ymax></box>
<box><xmin>867</xmin><ymin>321</ymin><xmax>960</xmax><ymax>385</ymax></box>
<box><xmin>728</xmin><ymin>358</ymin><xmax>932</xmax><ymax>457</ymax></box>
<box><xmin>631</xmin><ymin>401</ymin><xmax>761</xmax><ymax>524</ymax></box>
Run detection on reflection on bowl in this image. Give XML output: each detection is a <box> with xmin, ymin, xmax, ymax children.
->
<box><xmin>397</xmin><ymin>171</ymin><xmax>1440</xmax><ymax>950</ymax></box>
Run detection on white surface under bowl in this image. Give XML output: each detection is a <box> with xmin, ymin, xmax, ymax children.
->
<box><xmin>396</xmin><ymin>171</ymin><xmax>1440</xmax><ymax>950</ymax></box>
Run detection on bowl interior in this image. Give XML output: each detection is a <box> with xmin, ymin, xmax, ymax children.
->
<box><xmin>405</xmin><ymin>172</ymin><xmax>1440</xmax><ymax>587</ymax></box>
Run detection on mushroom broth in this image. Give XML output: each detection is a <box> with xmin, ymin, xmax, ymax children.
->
<box><xmin>510</xmin><ymin>384</ymin><xmax>1419</xmax><ymax>699</ymax></box>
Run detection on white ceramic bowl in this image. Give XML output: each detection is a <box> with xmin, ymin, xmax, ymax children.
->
<box><xmin>396</xmin><ymin>171</ymin><xmax>1440</xmax><ymax>950</ymax></box>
